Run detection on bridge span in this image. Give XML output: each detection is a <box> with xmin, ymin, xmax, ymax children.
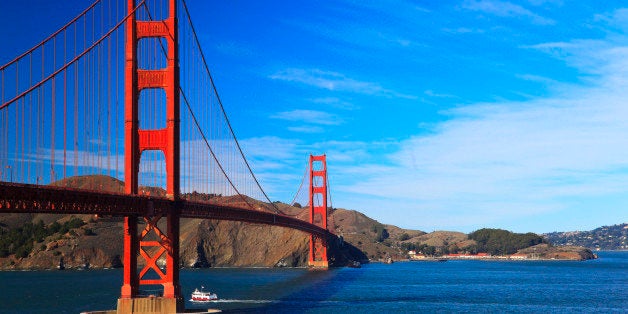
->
<box><xmin>0</xmin><ymin>182</ymin><xmax>331</xmax><ymax>238</ymax></box>
<box><xmin>0</xmin><ymin>0</ymin><xmax>335</xmax><ymax>311</ymax></box>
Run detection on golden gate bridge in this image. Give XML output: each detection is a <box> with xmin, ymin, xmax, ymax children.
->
<box><xmin>0</xmin><ymin>0</ymin><xmax>334</xmax><ymax>312</ymax></box>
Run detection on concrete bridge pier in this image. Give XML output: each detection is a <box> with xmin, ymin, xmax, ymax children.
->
<box><xmin>116</xmin><ymin>297</ymin><xmax>183</xmax><ymax>314</ymax></box>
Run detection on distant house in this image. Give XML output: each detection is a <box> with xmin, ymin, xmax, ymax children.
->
<box><xmin>408</xmin><ymin>251</ymin><xmax>429</xmax><ymax>260</ymax></box>
<box><xmin>509</xmin><ymin>253</ymin><xmax>528</xmax><ymax>260</ymax></box>
<box><xmin>444</xmin><ymin>253</ymin><xmax>492</xmax><ymax>259</ymax></box>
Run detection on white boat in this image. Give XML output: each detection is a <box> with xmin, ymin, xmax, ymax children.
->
<box><xmin>190</xmin><ymin>287</ymin><xmax>218</xmax><ymax>302</ymax></box>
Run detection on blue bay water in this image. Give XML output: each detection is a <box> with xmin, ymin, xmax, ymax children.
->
<box><xmin>0</xmin><ymin>251</ymin><xmax>626</xmax><ymax>313</ymax></box>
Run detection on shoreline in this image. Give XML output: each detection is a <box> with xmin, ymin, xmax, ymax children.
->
<box><xmin>3</xmin><ymin>250</ymin><xmax>616</xmax><ymax>271</ymax></box>
<box><xmin>407</xmin><ymin>252</ymin><xmax>598</xmax><ymax>262</ymax></box>
<box><xmin>408</xmin><ymin>257</ymin><xmax>595</xmax><ymax>262</ymax></box>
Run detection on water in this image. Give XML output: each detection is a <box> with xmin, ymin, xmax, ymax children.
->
<box><xmin>0</xmin><ymin>251</ymin><xmax>626</xmax><ymax>313</ymax></box>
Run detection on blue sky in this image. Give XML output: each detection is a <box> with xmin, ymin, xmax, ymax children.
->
<box><xmin>2</xmin><ymin>0</ymin><xmax>628</xmax><ymax>233</ymax></box>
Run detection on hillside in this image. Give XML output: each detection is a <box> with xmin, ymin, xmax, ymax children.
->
<box><xmin>0</xmin><ymin>175</ymin><xmax>369</xmax><ymax>269</ymax></box>
<box><xmin>516</xmin><ymin>243</ymin><xmax>597</xmax><ymax>260</ymax></box>
<box><xmin>544</xmin><ymin>223</ymin><xmax>628</xmax><ymax>250</ymax></box>
<box><xmin>0</xmin><ymin>175</ymin><xmax>601</xmax><ymax>269</ymax></box>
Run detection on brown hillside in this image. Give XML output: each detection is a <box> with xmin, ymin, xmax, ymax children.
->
<box><xmin>50</xmin><ymin>175</ymin><xmax>124</xmax><ymax>193</ymax></box>
<box><xmin>0</xmin><ymin>175</ymin><xmax>367</xmax><ymax>269</ymax></box>
<box><xmin>414</xmin><ymin>231</ymin><xmax>469</xmax><ymax>247</ymax></box>
<box><xmin>516</xmin><ymin>243</ymin><xmax>596</xmax><ymax>260</ymax></box>
<box><xmin>329</xmin><ymin>208</ymin><xmax>424</xmax><ymax>261</ymax></box>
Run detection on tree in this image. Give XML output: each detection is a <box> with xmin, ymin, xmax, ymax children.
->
<box><xmin>371</xmin><ymin>224</ymin><xmax>389</xmax><ymax>242</ymax></box>
<box><xmin>0</xmin><ymin>217</ymin><xmax>88</xmax><ymax>259</ymax></box>
<box><xmin>398</xmin><ymin>233</ymin><xmax>410</xmax><ymax>241</ymax></box>
<box><xmin>375</xmin><ymin>228</ymin><xmax>389</xmax><ymax>242</ymax></box>
<box><xmin>423</xmin><ymin>246</ymin><xmax>436</xmax><ymax>256</ymax></box>
<box><xmin>463</xmin><ymin>244</ymin><xmax>478</xmax><ymax>255</ymax></box>
<box><xmin>448</xmin><ymin>245</ymin><xmax>459</xmax><ymax>254</ymax></box>
<box><xmin>469</xmin><ymin>228</ymin><xmax>544</xmax><ymax>255</ymax></box>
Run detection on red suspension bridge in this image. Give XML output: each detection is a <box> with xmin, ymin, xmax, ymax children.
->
<box><xmin>0</xmin><ymin>0</ymin><xmax>334</xmax><ymax>312</ymax></box>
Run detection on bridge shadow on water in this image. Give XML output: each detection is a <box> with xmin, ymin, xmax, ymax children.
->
<box><xmin>183</xmin><ymin>265</ymin><xmax>367</xmax><ymax>313</ymax></box>
<box><xmin>228</xmin><ymin>268</ymin><xmax>364</xmax><ymax>314</ymax></box>
<box><xmin>183</xmin><ymin>239</ymin><xmax>368</xmax><ymax>313</ymax></box>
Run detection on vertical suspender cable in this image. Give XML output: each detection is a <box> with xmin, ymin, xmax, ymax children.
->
<box><xmin>96</xmin><ymin>4</ymin><xmax>102</xmax><ymax>177</ymax></box>
<box><xmin>83</xmin><ymin>15</ymin><xmax>87</xmax><ymax>174</ymax></box>
<box><xmin>63</xmin><ymin>29</ymin><xmax>68</xmax><ymax>180</ymax></box>
<box><xmin>96</xmin><ymin>3</ymin><xmax>103</xmax><ymax>178</ymax></box>
<box><xmin>74</xmin><ymin>26</ymin><xmax>79</xmax><ymax>177</ymax></box>
<box><xmin>115</xmin><ymin>0</ymin><xmax>119</xmax><ymax>179</ymax></box>
<box><xmin>107</xmin><ymin>11</ymin><xmax>112</xmax><ymax>177</ymax></box>
<box><xmin>15</xmin><ymin>63</ymin><xmax>19</xmax><ymax>182</ymax></box>
<box><xmin>52</xmin><ymin>37</ymin><xmax>56</xmax><ymax>182</ymax></box>
<box><xmin>91</xmin><ymin>8</ymin><xmax>96</xmax><ymax>176</ymax></box>
<box><xmin>20</xmin><ymin>97</ymin><xmax>24</xmax><ymax>181</ymax></box>
<box><xmin>28</xmin><ymin>53</ymin><xmax>33</xmax><ymax>183</ymax></box>
<box><xmin>39</xmin><ymin>54</ymin><xmax>43</xmax><ymax>181</ymax></box>
<box><xmin>1</xmin><ymin>71</ymin><xmax>4</xmax><ymax>175</ymax></box>
<box><xmin>182</xmin><ymin>0</ymin><xmax>278</xmax><ymax>210</ymax></box>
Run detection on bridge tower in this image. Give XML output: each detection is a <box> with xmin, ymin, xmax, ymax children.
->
<box><xmin>308</xmin><ymin>154</ymin><xmax>329</xmax><ymax>268</ymax></box>
<box><xmin>119</xmin><ymin>0</ymin><xmax>182</xmax><ymax>312</ymax></box>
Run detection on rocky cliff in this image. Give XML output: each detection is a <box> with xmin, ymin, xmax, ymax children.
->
<box><xmin>0</xmin><ymin>209</ymin><xmax>368</xmax><ymax>270</ymax></box>
<box><xmin>0</xmin><ymin>176</ymin><xmax>369</xmax><ymax>269</ymax></box>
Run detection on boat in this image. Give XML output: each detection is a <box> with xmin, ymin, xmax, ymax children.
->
<box><xmin>347</xmin><ymin>260</ymin><xmax>361</xmax><ymax>268</ymax></box>
<box><xmin>190</xmin><ymin>287</ymin><xmax>218</xmax><ymax>302</ymax></box>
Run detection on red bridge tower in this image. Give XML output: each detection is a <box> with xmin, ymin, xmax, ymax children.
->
<box><xmin>119</xmin><ymin>0</ymin><xmax>182</xmax><ymax>312</ymax></box>
<box><xmin>308</xmin><ymin>154</ymin><xmax>329</xmax><ymax>268</ymax></box>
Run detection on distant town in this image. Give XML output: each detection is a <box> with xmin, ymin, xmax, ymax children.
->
<box><xmin>544</xmin><ymin>223</ymin><xmax>628</xmax><ymax>251</ymax></box>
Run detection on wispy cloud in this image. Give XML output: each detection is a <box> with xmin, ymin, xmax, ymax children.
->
<box><xmin>328</xmin><ymin>26</ymin><xmax>628</xmax><ymax>232</ymax></box>
<box><xmin>239</xmin><ymin>136</ymin><xmax>302</xmax><ymax>161</ymax></box>
<box><xmin>443</xmin><ymin>27</ymin><xmax>486</xmax><ymax>34</ymax></box>
<box><xmin>514</xmin><ymin>74</ymin><xmax>565</xmax><ymax>89</ymax></box>
<box><xmin>341</xmin><ymin>0</ymin><xmax>431</xmax><ymax>15</ymax></box>
<box><xmin>339</xmin><ymin>84</ymin><xmax>628</xmax><ymax>230</ymax></box>
<box><xmin>271</xmin><ymin>109</ymin><xmax>344</xmax><ymax>125</ymax></box>
<box><xmin>237</xmin><ymin>136</ymin><xmax>306</xmax><ymax>196</ymax></box>
<box><xmin>462</xmin><ymin>0</ymin><xmax>555</xmax><ymax>25</ymax></box>
<box><xmin>287</xmin><ymin>126</ymin><xmax>325</xmax><ymax>134</ymax></box>
<box><xmin>253</xmin><ymin>13</ymin><xmax>628</xmax><ymax>233</ymax></box>
<box><xmin>594</xmin><ymin>8</ymin><xmax>628</xmax><ymax>33</ymax></box>
<box><xmin>424</xmin><ymin>90</ymin><xmax>458</xmax><ymax>98</ymax></box>
<box><xmin>525</xmin><ymin>39</ymin><xmax>623</xmax><ymax>79</ymax></box>
<box><xmin>310</xmin><ymin>97</ymin><xmax>359</xmax><ymax>110</ymax></box>
<box><xmin>527</xmin><ymin>0</ymin><xmax>563</xmax><ymax>6</ymax></box>
<box><xmin>269</xmin><ymin>68</ymin><xmax>416</xmax><ymax>99</ymax></box>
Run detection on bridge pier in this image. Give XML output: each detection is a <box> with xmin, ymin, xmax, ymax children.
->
<box><xmin>117</xmin><ymin>297</ymin><xmax>183</xmax><ymax>314</ymax></box>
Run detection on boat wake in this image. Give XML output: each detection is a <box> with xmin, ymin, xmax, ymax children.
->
<box><xmin>190</xmin><ymin>299</ymin><xmax>276</xmax><ymax>304</ymax></box>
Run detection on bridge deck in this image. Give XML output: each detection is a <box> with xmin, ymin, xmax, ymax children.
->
<box><xmin>0</xmin><ymin>182</ymin><xmax>330</xmax><ymax>238</ymax></box>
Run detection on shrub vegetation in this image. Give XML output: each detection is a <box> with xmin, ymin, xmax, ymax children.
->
<box><xmin>0</xmin><ymin>217</ymin><xmax>85</xmax><ymax>258</ymax></box>
<box><xmin>468</xmin><ymin>228</ymin><xmax>545</xmax><ymax>255</ymax></box>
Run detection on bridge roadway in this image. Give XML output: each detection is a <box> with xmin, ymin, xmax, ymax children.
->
<box><xmin>0</xmin><ymin>182</ymin><xmax>331</xmax><ymax>238</ymax></box>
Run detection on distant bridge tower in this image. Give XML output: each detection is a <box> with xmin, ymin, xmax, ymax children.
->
<box><xmin>308</xmin><ymin>154</ymin><xmax>329</xmax><ymax>268</ymax></box>
<box><xmin>120</xmin><ymin>0</ymin><xmax>182</xmax><ymax>312</ymax></box>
